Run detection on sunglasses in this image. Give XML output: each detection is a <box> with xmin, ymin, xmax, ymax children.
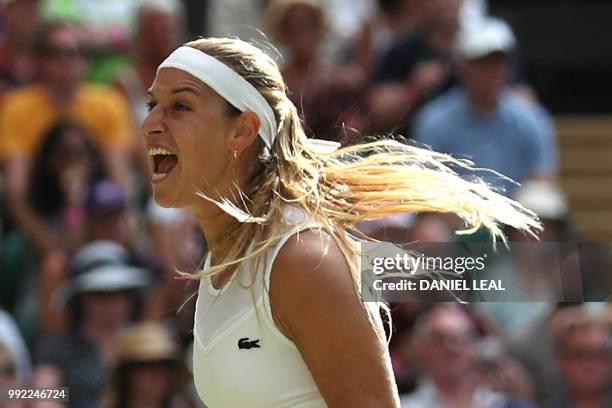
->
<box><xmin>53</xmin><ymin>144</ymin><xmax>90</xmax><ymax>159</ymax></box>
<box><xmin>427</xmin><ymin>331</ymin><xmax>475</xmax><ymax>346</ymax></box>
<box><xmin>43</xmin><ymin>46</ymin><xmax>83</xmax><ymax>59</ymax></box>
<box><xmin>562</xmin><ymin>347</ymin><xmax>612</xmax><ymax>361</ymax></box>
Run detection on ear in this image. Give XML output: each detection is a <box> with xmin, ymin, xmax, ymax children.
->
<box><xmin>227</xmin><ymin>111</ymin><xmax>260</xmax><ymax>156</ymax></box>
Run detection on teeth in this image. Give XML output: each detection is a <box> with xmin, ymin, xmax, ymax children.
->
<box><xmin>148</xmin><ymin>147</ymin><xmax>175</xmax><ymax>157</ymax></box>
<box><xmin>152</xmin><ymin>172</ymin><xmax>169</xmax><ymax>182</ymax></box>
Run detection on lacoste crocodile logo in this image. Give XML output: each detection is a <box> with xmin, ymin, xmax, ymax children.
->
<box><xmin>238</xmin><ymin>337</ymin><xmax>261</xmax><ymax>350</ymax></box>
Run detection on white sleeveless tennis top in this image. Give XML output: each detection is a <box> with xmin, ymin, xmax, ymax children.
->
<box><xmin>192</xmin><ymin>207</ymin><xmax>328</xmax><ymax>408</ymax></box>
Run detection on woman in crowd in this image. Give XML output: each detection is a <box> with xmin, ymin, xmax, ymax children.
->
<box><xmin>27</xmin><ymin>121</ymin><xmax>105</xmax><ymax>253</ymax></box>
<box><xmin>102</xmin><ymin>322</ymin><xmax>192</xmax><ymax>408</ymax></box>
<box><xmin>34</xmin><ymin>240</ymin><xmax>150</xmax><ymax>408</ymax></box>
<box><xmin>268</xmin><ymin>0</ymin><xmax>367</xmax><ymax>144</ymax></box>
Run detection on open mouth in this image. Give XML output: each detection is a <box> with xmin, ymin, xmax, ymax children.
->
<box><xmin>148</xmin><ymin>147</ymin><xmax>178</xmax><ymax>182</ymax></box>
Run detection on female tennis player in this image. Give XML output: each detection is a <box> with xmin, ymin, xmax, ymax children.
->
<box><xmin>142</xmin><ymin>37</ymin><xmax>539</xmax><ymax>408</ymax></box>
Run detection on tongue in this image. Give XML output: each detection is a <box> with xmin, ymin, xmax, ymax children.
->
<box><xmin>156</xmin><ymin>155</ymin><xmax>178</xmax><ymax>174</ymax></box>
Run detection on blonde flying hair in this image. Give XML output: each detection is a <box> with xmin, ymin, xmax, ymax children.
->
<box><xmin>180</xmin><ymin>37</ymin><xmax>540</xmax><ymax>308</ymax></box>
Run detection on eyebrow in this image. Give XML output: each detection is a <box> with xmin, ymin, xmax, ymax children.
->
<box><xmin>171</xmin><ymin>86</ymin><xmax>202</xmax><ymax>96</ymax></box>
<box><xmin>147</xmin><ymin>86</ymin><xmax>203</xmax><ymax>98</ymax></box>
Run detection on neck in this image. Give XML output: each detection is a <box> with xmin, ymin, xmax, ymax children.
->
<box><xmin>45</xmin><ymin>81</ymin><xmax>79</xmax><ymax>107</ymax></box>
<box><xmin>467</xmin><ymin>92</ymin><xmax>498</xmax><ymax>116</ymax></box>
<box><xmin>129</xmin><ymin>393</ymin><xmax>165</xmax><ymax>408</ymax></box>
<box><xmin>192</xmin><ymin>203</ymin><xmax>236</xmax><ymax>265</ymax></box>
<box><xmin>430</xmin><ymin>374</ymin><xmax>476</xmax><ymax>402</ymax></box>
<box><xmin>193</xmin><ymin>149</ymin><xmax>264</xmax><ymax>266</ymax></box>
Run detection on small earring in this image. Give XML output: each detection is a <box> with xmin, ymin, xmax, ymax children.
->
<box><xmin>233</xmin><ymin>150</ymin><xmax>239</xmax><ymax>159</ymax></box>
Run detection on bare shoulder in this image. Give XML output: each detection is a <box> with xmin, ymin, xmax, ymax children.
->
<box><xmin>271</xmin><ymin>229</ymin><xmax>358</xmax><ymax>305</ymax></box>
<box><xmin>269</xmin><ymin>228</ymin><xmax>368</xmax><ymax>339</ymax></box>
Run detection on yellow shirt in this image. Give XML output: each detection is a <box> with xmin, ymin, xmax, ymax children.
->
<box><xmin>0</xmin><ymin>84</ymin><xmax>133</xmax><ymax>159</ymax></box>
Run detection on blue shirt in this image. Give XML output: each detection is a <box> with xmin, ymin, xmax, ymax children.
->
<box><xmin>413</xmin><ymin>87</ymin><xmax>558</xmax><ymax>197</ymax></box>
<box><xmin>400</xmin><ymin>377</ymin><xmax>538</xmax><ymax>408</ymax></box>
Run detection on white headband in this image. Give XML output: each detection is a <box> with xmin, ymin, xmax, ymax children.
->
<box><xmin>158</xmin><ymin>46</ymin><xmax>277</xmax><ymax>150</ymax></box>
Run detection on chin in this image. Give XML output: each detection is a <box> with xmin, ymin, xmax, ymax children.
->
<box><xmin>152</xmin><ymin>188</ymin><xmax>182</xmax><ymax>209</ymax></box>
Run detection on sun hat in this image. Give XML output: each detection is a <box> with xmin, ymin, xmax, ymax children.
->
<box><xmin>54</xmin><ymin>240</ymin><xmax>150</xmax><ymax>308</ymax></box>
<box><xmin>116</xmin><ymin>322</ymin><xmax>180</xmax><ymax>364</ymax></box>
<box><xmin>101</xmin><ymin>322</ymin><xmax>187</xmax><ymax>408</ymax></box>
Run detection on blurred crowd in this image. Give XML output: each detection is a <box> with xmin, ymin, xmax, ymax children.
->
<box><xmin>0</xmin><ymin>0</ymin><xmax>609</xmax><ymax>408</ymax></box>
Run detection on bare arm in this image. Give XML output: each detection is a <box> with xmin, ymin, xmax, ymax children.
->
<box><xmin>38</xmin><ymin>250</ymin><xmax>69</xmax><ymax>335</ymax></box>
<box><xmin>103</xmin><ymin>148</ymin><xmax>132</xmax><ymax>196</ymax></box>
<box><xmin>30</xmin><ymin>365</ymin><xmax>64</xmax><ymax>408</ymax></box>
<box><xmin>270</xmin><ymin>230</ymin><xmax>400</xmax><ymax>408</ymax></box>
<box><xmin>6</xmin><ymin>156</ymin><xmax>69</xmax><ymax>333</ymax></box>
<box><xmin>5</xmin><ymin>154</ymin><xmax>59</xmax><ymax>254</ymax></box>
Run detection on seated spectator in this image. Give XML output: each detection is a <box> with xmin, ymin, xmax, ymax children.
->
<box><xmin>268</xmin><ymin>0</ymin><xmax>367</xmax><ymax>144</ymax></box>
<box><xmin>513</xmin><ymin>180</ymin><xmax>572</xmax><ymax>242</ymax></box>
<box><xmin>0</xmin><ymin>0</ymin><xmax>41</xmax><ymax>99</ymax></box>
<box><xmin>400</xmin><ymin>304</ymin><xmax>536</xmax><ymax>408</ymax></box>
<box><xmin>474</xmin><ymin>182</ymin><xmax>575</xmax><ymax>337</ymax></box>
<box><xmin>0</xmin><ymin>22</ymin><xmax>134</xmax><ymax>254</ymax></box>
<box><xmin>143</xmin><ymin>198</ymin><xmax>203</xmax><ymax>337</ymax></box>
<box><xmin>0</xmin><ymin>308</ymin><xmax>31</xmax><ymax>387</ymax></box>
<box><xmin>553</xmin><ymin>306</ymin><xmax>612</xmax><ymax>408</ymax></box>
<box><xmin>353</xmin><ymin>0</ymin><xmax>416</xmax><ymax>77</ymax></box>
<box><xmin>114</xmin><ymin>0</ymin><xmax>185</xmax><ymax>191</ymax></box>
<box><xmin>114</xmin><ymin>0</ymin><xmax>184</xmax><ymax>126</ymax></box>
<box><xmin>40</xmin><ymin>0</ymin><xmax>141</xmax><ymax>84</ymax></box>
<box><xmin>26</xmin><ymin>121</ymin><xmax>105</xmax><ymax>254</ymax></box>
<box><xmin>86</xmin><ymin>180</ymin><xmax>131</xmax><ymax>247</ymax></box>
<box><xmin>84</xmin><ymin>182</ymin><xmax>187</xmax><ymax>330</ymax></box>
<box><xmin>85</xmin><ymin>179</ymin><xmax>165</xmax><ymax>274</ymax></box>
<box><xmin>514</xmin><ymin>181</ymin><xmax>612</xmax><ymax>302</ymax></box>
<box><xmin>34</xmin><ymin>240</ymin><xmax>151</xmax><ymax>408</ymax></box>
<box><xmin>374</xmin><ymin>0</ymin><xmax>461</xmax><ymax>85</ymax></box>
<box><xmin>1</xmin><ymin>122</ymin><xmax>104</xmax><ymax>339</ymax></box>
<box><xmin>101</xmin><ymin>322</ymin><xmax>191</xmax><ymax>408</ymax></box>
<box><xmin>367</xmin><ymin>0</ymin><xmax>463</xmax><ymax>132</ymax></box>
<box><xmin>0</xmin><ymin>344</ymin><xmax>25</xmax><ymax>408</ymax></box>
<box><xmin>509</xmin><ymin>303</ymin><xmax>582</xmax><ymax>408</ymax></box>
<box><xmin>413</xmin><ymin>18</ymin><xmax>559</xmax><ymax>197</ymax></box>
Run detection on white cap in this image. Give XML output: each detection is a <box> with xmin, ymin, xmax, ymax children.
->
<box><xmin>456</xmin><ymin>17</ymin><xmax>516</xmax><ymax>60</ymax></box>
<box><xmin>514</xmin><ymin>180</ymin><xmax>568</xmax><ymax>220</ymax></box>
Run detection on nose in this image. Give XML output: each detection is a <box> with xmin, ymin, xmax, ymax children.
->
<box><xmin>141</xmin><ymin>105</ymin><xmax>165</xmax><ymax>139</ymax></box>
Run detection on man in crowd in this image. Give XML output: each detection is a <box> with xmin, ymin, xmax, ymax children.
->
<box><xmin>0</xmin><ymin>0</ymin><xmax>41</xmax><ymax>97</ymax></box>
<box><xmin>401</xmin><ymin>304</ymin><xmax>536</xmax><ymax>408</ymax></box>
<box><xmin>0</xmin><ymin>23</ymin><xmax>133</xmax><ymax>255</ymax></box>
<box><xmin>413</xmin><ymin>17</ymin><xmax>558</xmax><ymax>197</ymax></box>
<box><xmin>553</xmin><ymin>307</ymin><xmax>612</xmax><ymax>408</ymax></box>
